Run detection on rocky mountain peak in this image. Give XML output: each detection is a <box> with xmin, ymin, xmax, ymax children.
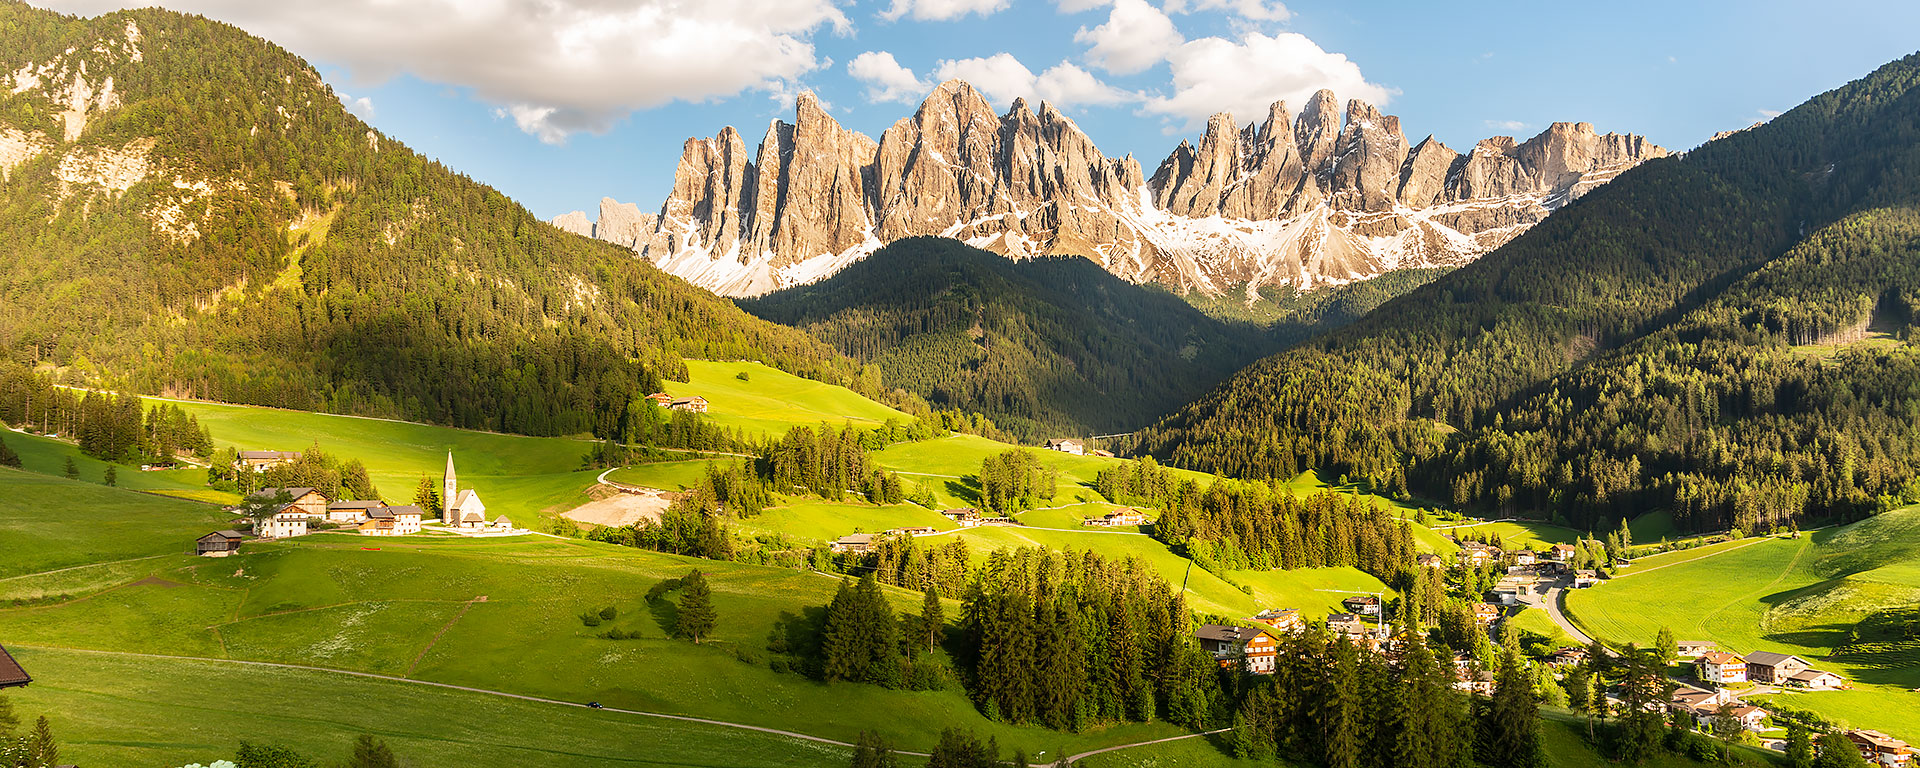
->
<box><xmin>557</xmin><ymin>79</ymin><xmax>1666</xmax><ymax>298</ymax></box>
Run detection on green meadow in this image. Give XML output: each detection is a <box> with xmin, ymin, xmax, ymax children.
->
<box><xmin>0</xmin><ymin>647</ymin><xmax>866</xmax><ymax>768</ymax></box>
<box><xmin>0</xmin><ymin>469</ymin><xmax>232</xmax><ymax>579</ymax></box>
<box><xmin>1436</xmin><ymin>520</ymin><xmax>1579</xmax><ymax>550</ymax></box>
<box><xmin>3</xmin><ymin>429</ymin><xmax>233</xmax><ymax>504</ymax></box>
<box><xmin>663</xmin><ymin>360</ymin><xmax>911</xmax><ymax>438</ymax></box>
<box><xmin>1564</xmin><ymin>508</ymin><xmax>1920</xmax><ymax>741</ymax></box>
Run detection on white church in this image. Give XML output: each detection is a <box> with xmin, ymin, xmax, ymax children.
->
<box><xmin>443</xmin><ymin>452</ymin><xmax>512</xmax><ymax>531</ymax></box>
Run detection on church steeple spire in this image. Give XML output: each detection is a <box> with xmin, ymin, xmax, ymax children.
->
<box><xmin>443</xmin><ymin>452</ymin><xmax>457</xmax><ymax>523</ymax></box>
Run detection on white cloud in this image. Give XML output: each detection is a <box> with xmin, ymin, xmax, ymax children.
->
<box><xmin>848</xmin><ymin>51</ymin><xmax>929</xmax><ymax>104</ymax></box>
<box><xmin>1074</xmin><ymin>0</ymin><xmax>1184</xmax><ymax>76</ymax></box>
<box><xmin>339</xmin><ymin>92</ymin><xmax>375</xmax><ymax>120</ymax></box>
<box><xmin>43</xmin><ymin>0</ymin><xmax>851</xmax><ymax>145</ymax></box>
<box><xmin>934</xmin><ymin>54</ymin><xmax>1136</xmax><ymax>109</ymax></box>
<box><xmin>1485</xmin><ymin>119</ymin><xmax>1528</xmax><ymax>132</ymax></box>
<box><xmin>879</xmin><ymin>0</ymin><xmax>1009</xmax><ymax>22</ymax></box>
<box><xmin>1143</xmin><ymin>31</ymin><xmax>1392</xmax><ymax>131</ymax></box>
<box><xmin>1056</xmin><ymin>0</ymin><xmax>1112</xmax><ymax>10</ymax></box>
<box><xmin>1164</xmin><ymin>0</ymin><xmax>1290</xmax><ymax>21</ymax></box>
<box><xmin>1758</xmin><ymin>109</ymin><xmax>1783</xmax><ymax>118</ymax></box>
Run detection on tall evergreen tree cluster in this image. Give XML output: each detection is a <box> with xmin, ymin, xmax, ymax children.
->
<box><xmin>957</xmin><ymin>547</ymin><xmax>1222</xmax><ymax>731</ymax></box>
<box><xmin>1155</xmin><ymin>486</ymin><xmax>1420</xmax><ymax>582</ymax></box>
<box><xmin>210</xmin><ymin>442</ymin><xmax>378</xmax><ymax>500</ymax></box>
<box><xmin>0</xmin><ymin>366</ymin><xmax>214</xmax><ymax>465</ymax></box>
<box><xmin>820</xmin><ymin>574</ymin><xmax>908</xmax><ymax>687</ymax></box>
<box><xmin>768</xmin><ymin>423</ymin><xmax>903</xmax><ymax>502</ymax></box>
<box><xmin>839</xmin><ymin>535</ymin><xmax>974</xmax><ymax>599</ymax></box>
<box><xmin>978</xmin><ymin>450</ymin><xmax>1057</xmax><ymax>515</ymax></box>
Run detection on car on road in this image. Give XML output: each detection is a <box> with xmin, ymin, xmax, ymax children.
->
<box><xmin>586</xmin><ymin>701</ymin><xmax>603</xmax><ymax>709</ymax></box>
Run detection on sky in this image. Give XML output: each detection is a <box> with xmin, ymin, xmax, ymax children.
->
<box><xmin>35</xmin><ymin>0</ymin><xmax>1920</xmax><ymax>221</ymax></box>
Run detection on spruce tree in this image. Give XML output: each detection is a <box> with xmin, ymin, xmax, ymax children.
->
<box><xmin>62</xmin><ymin>456</ymin><xmax>77</xmax><ymax>479</ymax></box>
<box><xmin>821</xmin><ymin>579</ymin><xmax>862</xmax><ymax>682</ymax></box>
<box><xmin>1393</xmin><ymin>634</ymin><xmax>1469</xmax><ymax>768</ymax></box>
<box><xmin>1786</xmin><ymin>724</ymin><xmax>1815</xmax><ymax>768</ymax></box>
<box><xmin>1479</xmin><ymin>647</ymin><xmax>1545</xmax><ymax>768</ymax></box>
<box><xmin>674</xmin><ymin>569</ymin><xmax>716</xmax><ymax>643</ymax></box>
<box><xmin>348</xmin><ymin>735</ymin><xmax>399</xmax><ymax>768</ymax></box>
<box><xmin>1653</xmin><ymin>626</ymin><xmax>1677</xmax><ymax>666</ymax></box>
<box><xmin>920</xmin><ymin>585</ymin><xmax>945</xmax><ymax>651</ymax></box>
<box><xmin>103</xmin><ymin>464</ymin><xmax>117</xmax><ymax>486</ymax></box>
<box><xmin>1314</xmin><ymin>639</ymin><xmax>1363</xmax><ymax>768</ymax></box>
<box><xmin>0</xmin><ymin>436</ymin><xmax>19</xmax><ymax>468</ymax></box>
<box><xmin>27</xmin><ymin>716</ymin><xmax>55</xmax><ymax>768</ymax></box>
<box><xmin>413</xmin><ymin>475</ymin><xmax>442</xmax><ymax>517</ymax></box>
<box><xmin>1817</xmin><ymin>730</ymin><xmax>1871</xmax><ymax>768</ymax></box>
<box><xmin>850</xmin><ymin>730</ymin><xmax>900</xmax><ymax>768</ymax></box>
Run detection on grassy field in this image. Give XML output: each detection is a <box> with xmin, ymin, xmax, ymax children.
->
<box><xmin>141</xmin><ymin>396</ymin><xmax>600</xmax><ymax>519</ymax></box>
<box><xmin>0</xmin><ymin>527</ymin><xmax>1204</xmax><ymax>759</ymax></box>
<box><xmin>1437</xmin><ymin>520</ymin><xmax>1580</xmax><ymax>550</ymax></box>
<box><xmin>3</xmin><ymin>429</ymin><xmax>235</xmax><ymax>504</ymax></box>
<box><xmin>0</xmin><ymin>647</ymin><xmax>869</xmax><ymax>768</ymax></box>
<box><xmin>1564</xmin><ymin>510</ymin><xmax>1920</xmax><ymax>741</ymax></box>
<box><xmin>1510</xmin><ymin>607</ymin><xmax>1576</xmax><ymax>647</ymax></box>
<box><xmin>663</xmin><ymin>360</ymin><xmax>911</xmax><ymax>439</ymax></box>
<box><xmin>736</xmin><ymin>500</ymin><xmax>958</xmax><ymax>541</ymax></box>
<box><xmin>0</xmin><ymin>469</ymin><xmax>233</xmax><ymax>580</ymax></box>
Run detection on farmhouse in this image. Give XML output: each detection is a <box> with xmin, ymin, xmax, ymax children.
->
<box><xmin>1326</xmin><ymin>613</ymin><xmax>1367</xmax><ymax>639</ymax></box>
<box><xmin>1084</xmin><ymin>509</ymin><xmax>1148</xmax><ymax>527</ymax></box>
<box><xmin>1471</xmin><ymin>603</ymin><xmax>1502</xmax><ymax>624</ymax></box>
<box><xmin>0</xmin><ymin>644</ymin><xmax>29</xmax><ymax>689</ymax></box>
<box><xmin>357</xmin><ymin>505</ymin><xmax>423</xmax><ymax>537</ymax></box>
<box><xmin>1548</xmin><ymin>647</ymin><xmax>1589</xmax><ymax>667</ymax></box>
<box><xmin>1457</xmin><ymin>541</ymin><xmax>1502</xmax><ymax>567</ymax></box>
<box><xmin>1251</xmin><ymin>608</ymin><xmax>1304</xmax><ymax>634</ymax></box>
<box><xmin>259</xmin><ymin>508</ymin><xmax>309</xmax><ymax>539</ymax></box>
<box><xmin>1454</xmin><ymin>669</ymin><xmax>1497</xmax><ymax>695</ymax></box>
<box><xmin>887</xmin><ymin>526</ymin><xmax>937</xmax><ymax>537</ymax></box>
<box><xmin>941</xmin><ymin>508</ymin><xmax>984</xmax><ymax>527</ymax></box>
<box><xmin>1416</xmin><ymin>553</ymin><xmax>1446</xmax><ymax>569</ymax></box>
<box><xmin>1840</xmin><ymin>730</ymin><xmax>1914</xmax><ymax>768</ymax></box>
<box><xmin>1572</xmin><ymin>570</ymin><xmax>1600</xmax><ymax>588</ymax></box>
<box><xmin>1676</xmin><ymin>701</ymin><xmax>1768</xmax><ymax>731</ymax></box>
<box><xmin>1695</xmin><ymin>651</ymin><xmax>1747</xmax><ymax>685</ymax></box>
<box><xmin>1550</xmin><ymin>543</ymin><xmax>1576</xmax><ymax>561</ymax></box>
<box><xmin>1511</xmin><ymin>550</ymin><xmax>1537</xmax><ymax>566</ymax></box>
<box><xmin>1676</xmin><ymin>641</ymin><xmax>1716</xmax><ymax>658</ymax></box>
<box><xmin>1044</xmin><ymin>438</ymin><xmax>1085</xmax><ymax>455</ymax></box>
<box><xmin>832</xmin><ymin>533</ymin><xmax>877</xmax><ymax>553</ymax></box>
<box><xmin>250</xmin><ymin>487</ymin><xmax>329</xmax><ymax>519</ymax></box>
<box><xmin>1194</xmin><ymin>625</ymin><xmax>1278</xmax><ymax>674</ymax></box>
<box><xmin>326</xmin><ymin>499</ymin><xmax>385</xmax><ymax>524</ymax></box>
<box><xmin>235</xmin><ymin>450</ymin><xmax>301</xmax><ymax>471</ymax></box>
<box><xmin>442</xmin><ymin>453</ymin><xmax>489</xmax><ymax>529</ymax></box>
<box><xmin>1341</xmin><ymin>595</ymin><xmax>1381</xmax><ymax>616</ymax></box>
<box><xmin>1785</xmin><ymin>668</ymin><xmax>1847</xmax><ymax>689</ymax></box>
<box><xmin>669</xmin><ymin>396</ymin><xmax>709</xmax><ymax>413</ymax></box>
<box><xmin>196</xmin><ymin>530</ymin><xmax>246</xmax><ymax>556</ymax></box>
<box><xmin>644</xmin><ymin>392</ymin><xmax>673</xmax><ymax>406</ymax></box>
<box><xmin>1744</xmin><ymin>650</ymin><xmax>1812</xmax><ymax>683</ymax></box>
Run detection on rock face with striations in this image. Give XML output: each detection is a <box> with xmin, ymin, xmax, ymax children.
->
<box><xmin>554</xmin><ymin>81</ymin><xmax>1667</xmax><ymax>298</ymax></box>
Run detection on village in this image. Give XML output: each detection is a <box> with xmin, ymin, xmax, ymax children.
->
<box><xmin>195</xmin><ymin>451</ymin><xmax>520</xmax><ymax>556</ymax></box>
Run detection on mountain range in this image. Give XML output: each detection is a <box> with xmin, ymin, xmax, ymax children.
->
<box><xmin>553</xmin><ymin>81</ymin><xmax>1667</xmax><ymax>298</ymax></box>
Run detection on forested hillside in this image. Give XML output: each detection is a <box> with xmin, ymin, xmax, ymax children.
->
<box><xmin>743</xmin><ymin>237</ymin><xmax>1276</xmax><ymax>438</ymax></box>
<box><xmin>0</xmin><ymin>3</ymin><xmax>860</xmax><ymax>438</ymax></box>
<box><xmin>1137</xmin><ymin>52</ymin><xmax>1920</xmax><ymax>533</ymax></box>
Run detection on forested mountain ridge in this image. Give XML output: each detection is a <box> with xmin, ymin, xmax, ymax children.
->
<box><xmin>742</xmin><ymin>237</ymin><xmax>1278</xmax><ymax>438</ymax></box>
<box><xmin>0</xmin><ymin>3</ymin><xmax>863</xmax><ymax>438</ymax></box>
<box><xmin>1136</xmin><ymin>52</ymin><xmax>1920</xmax><ymax>534</ymax></box>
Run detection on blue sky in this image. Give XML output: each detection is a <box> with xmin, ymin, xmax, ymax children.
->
<box><xmin>45</xmin><ymin>0</ymin><xmax>1920</xmax><ymax>220</ymax></box>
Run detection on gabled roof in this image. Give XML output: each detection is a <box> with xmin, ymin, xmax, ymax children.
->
<box><xmin>835</xmin><ymin>533</ymin><xmax>876</xmax><ymax>545</ymax></box>
<box><xmin>1789</xmin><ymin>668</ymin><xmax>1842</xmax><ymax>681</ymax></box>
<box><xmin>386</xmin><ymin>505</ymin><xmax>423</xmax><ymax>517</ymax></box>
<box><xmin>198</xmin><ymin>530</ymin><xmax>246</xmax><ymax>542</ymax></box>
<box><xmin>238</xmin><ymin>450</ymin><xmax>300</xmax><ymax>460</ymax></box>
<box><xmin>1744</xmin><ymin>650</ymin><xmax>1808</xmax><ymax>667</ymax></box>
<box><xmin>1327</xmin><ymin>612</ymin><xmax>1360</xmax><ymax>623</ymax></box>
<box><xmin>328</xmin><ymin>500</ymin><xmax>385</xmax><ymax>510</ymax></box>
<box><xmin>1194</xmin><ymin>624</ymin><xmax>1266</xmax><ymax>643</ymax></box>
<box><xmin>250</xmin><ymin>487</ymin><xmax>319</xmax><ymax>501</ymax></box>
<box><xmin>364</xmin><ymin>507</ymin><xmax>395</xmax><ymax>520</ymax></box>
<box><xmin>0</xmin><ymin>644</ymin><xmax>30</xmax><ymax>688</ymax></box>
<box><xmin>1698</xmin><ymin>651</ymin><xmax>1744</xmax><ymax>664</ymax></box>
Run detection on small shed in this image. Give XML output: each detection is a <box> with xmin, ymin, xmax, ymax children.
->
<box><xmin>196</xmin><ymin>530</ymin><xmax>246</xmax><ymax>557</ymax></box>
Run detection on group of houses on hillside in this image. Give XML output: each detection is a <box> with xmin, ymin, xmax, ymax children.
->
<box><xmin>1194</xmin><ymin>595</ymin><xmax>1454</xmax><ymax>675</ymax></box>
<box><xmin>1043</xmin><ymin>438</ymin><xmax>1113</xmax><ymax>458</ymax></box>
<box><xmin>1680</xmin><ymin>642</ymin><xmax>1849</xmax><ymax>690</ymax></box>
<box><xmin>1083</xmin><ymin>508</ymin><xmax>1148</xmax><ymax>527</ymax></box>
<box><xmin>201</xmin><ymin>453</ymin><xmax>512</xmax><ymax>555</ymax></box>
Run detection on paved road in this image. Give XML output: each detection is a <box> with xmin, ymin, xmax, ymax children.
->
<box><xmin>1067</xmin><ymin>729</ymin><xmax>1230</xmax><ymax>765</ymax></box>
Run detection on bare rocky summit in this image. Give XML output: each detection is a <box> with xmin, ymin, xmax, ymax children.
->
<box><xmin>554</xmin><ymin>80</ymin><xmax>1668</xmax><ymax>298</ymax></box>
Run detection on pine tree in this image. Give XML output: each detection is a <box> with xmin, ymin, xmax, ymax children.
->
<box><xmin>62</xmin><ymin>456</ymin><xmax>76</xmax><ymax>479</ymax></box>
<box><xmin>347</xmin><ymin>735</ymin><xmax>399</xmax><ymax>768</ymax></box>
<box><xmin>24</xmin><ymin>715</ymin><xmax>56</xmax><ymax>768</ymax></box>
<box><xmin>234</xmin><ymin>741</ymin><xmax>321</xmax><ymax>768</ymax></box>
<box><xmin>1786</xmin><ymin>724</ymin><xmax>1816</xmax><ymax>768</ymax></box>
<box><xmin>103</xmin><ymin>464</ymin><xmax>117</xmax><ymax>486</ymax></box>
<box><xmin>414</xmin><ymin>475</ymin><xmax>442</xmax><ymax>517</ymax></box>
<box><xmin>1392</xmin><ymin>633</ymin><xmax>1470</xmax><ymax>768</ymax></box>
<box><xmin>926</xmin><ymin>728</ymin><xmax>995</xmax><ymax>768</ymax></box>
<box><xmin>0</xmin><ymin>436</ymin><xmax>19</xmax><ymax>468</ymax></box>
<box><xmin>850</xmin><ymin>730</ymin><xmax>900</xmax><ymax>768</ymax></box>
<box><xmin>920</xmin><ymin>586</ymin><xmax>945</xmax><ymax>652</ymax></box>
<box><xmin>1817</xmin><ymin>730</ymin><xmax>1872</xmax><ymax>768</ymax></box>
<box><xmin>1479</xmin><ymin>647</ymin><xmax>1545</xmax><ymax>768</ymax></box>
<box><xmin>674</xmin><ymin>569</ymin><xmax>716</xmax><ymax>643</ymax></box>
<box><xmin>1653</xmin><ymin>626</ymin><xmax>1677</xmax><ymax>666</ymax></box>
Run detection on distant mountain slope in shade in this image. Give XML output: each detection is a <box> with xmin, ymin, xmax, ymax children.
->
<box><xmin>741</xmin><ymin>237</ymin><xmax>1281</xmax><ymax>438</ymax></box>
<box><xmin>554</xmin><ymin>82</ymin><xmax>1664</xmax><ymax>298</ymax></box>
<box><xmin>0</xmin><ymin>2</ymin><xmax>862</xmax><ymax>437</ymax></box>
<box><xmin>1134</xmin><ymin>52</ymin><xmax>1920</xmax><ymax>536</ymax></box>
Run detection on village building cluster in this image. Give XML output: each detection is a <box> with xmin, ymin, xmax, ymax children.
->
<box><xmin>644</xmin><ymin>392</ymin><xmax>709</xmax><ymax>413</ymax></box>
<box><xmin>200</xmin><ymin>452</ymin><xmax>512</xmax><ymax>554</ymax></box>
